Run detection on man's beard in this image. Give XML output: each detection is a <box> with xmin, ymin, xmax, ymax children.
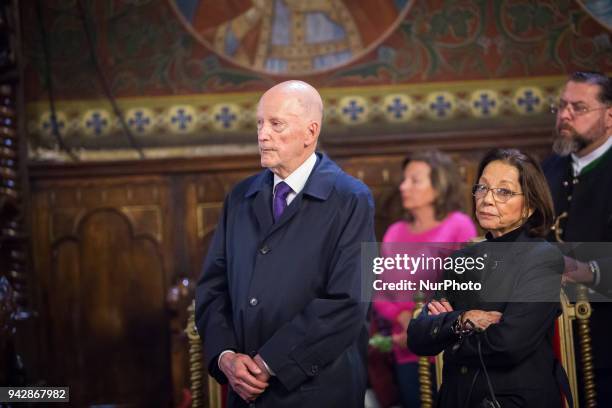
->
<box><xmin>553</xmin><ymin>124</ymin><xmax>589</xmax><ymax>156</ymax></box>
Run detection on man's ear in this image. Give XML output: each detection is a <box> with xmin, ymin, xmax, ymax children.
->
<box><xmin>304</xmin><ymin>121</ymin><xmax>319</xmax><ymax>147</ymax></box>
<box><xmin>605</xmin><ymin>106</ymin><xmax>612</xmax><ymax>130</ymax></box>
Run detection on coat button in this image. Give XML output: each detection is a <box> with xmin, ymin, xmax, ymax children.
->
<box><xmin>311</xmin><ymin>364</ymin><xmax>318</xmax><ymax>375</ymax></box>
<box><xmin>249</xmin><ymin>403</ymin><xmax>256</xmax><ymax>408</ymax></box>
<box><xmin>249</xmin><ymin>297</ymin><xmax>258</xmax><ymax>306</ymax></box>
<box><xmin>460</xmin><ymin>366</ymin><xmax>468</xmax><ymax>374</ymax></box>
<box><xmin>259</xmin><ymin>245</ymin><xmax>270</xmax><ymax>254</ymax></box>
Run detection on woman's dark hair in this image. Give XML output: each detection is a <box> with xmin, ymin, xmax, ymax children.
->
<box><xmin>402</xmin><ymin>150</ymin><xmax>465</xmax><ymax>222</ymax></box>
<box><xmin>475</xmin><ymin>148</ymin><xmax>554</xmax><ymax>237</ymax></box>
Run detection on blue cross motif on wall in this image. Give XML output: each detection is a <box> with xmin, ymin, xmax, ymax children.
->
<box><xmin>517</xmin><ymin>90</ymin><xmax>540</xmax><ymax>113</ymax></box>
<box><xmin>342</xmin><ymin>100</ymin><xmax>365</xmax><ymax>121</ymax></box>
<box><xmin>387</xmin><ymin>98</ymin><xmax>408</xmax><ymax>119</ymax></box>
<box><xmin>215</xmin><ymin>106</ymin><xmax>237</xmax><ymax>129</ymax></box>
<box><xmin>42</xmin><ymin>115</ymin><xmax>65</xmax><ymax>134</ymax></box>
<box><xmin>85</xmin><ymin>112</ymin><xmax>108</xmax><ymax>135</ymax></box>
<box><xmin>171</xmin><ymin>108</ymin><xmax>193</xmax><ymax>130</ymax></box>
<box><xmin>128</xmin><ymin>111</ymin><xmax>151</xmax><ymax>133</ymax></box>
<box><xmin>430</xmin><ymin>95</ymin><xmax>452</xmax><ymax>117</ymax></box>
<box><xmin>473</xmin><ymin>94</ymin><xmax>496</xmax><ymax>116</ymax></box>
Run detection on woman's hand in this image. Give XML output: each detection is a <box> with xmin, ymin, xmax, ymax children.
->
<box><xmin>562</xmin><ymin>256</ymin><xmax>593</xmax><ymax>285</ymax></box>
<box><xmin>427</xmin><ymin>298</ymin><xmax>454</xmax><ymax>315</ymax></box>
<box><xmin>461</xmin><ymin>310</ymin><xmax>502</xmax><ymax>331</ymax></box>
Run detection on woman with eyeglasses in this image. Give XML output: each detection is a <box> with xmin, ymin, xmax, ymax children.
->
<box><xmin>407</xmin><ymin>148</ymin><xmax>570</xmax><ymax>408</ymax></box>
<box><xmin>371</xmin><ymin>150</ymin><xmax>477</xmax><ymax>408</ymax></box>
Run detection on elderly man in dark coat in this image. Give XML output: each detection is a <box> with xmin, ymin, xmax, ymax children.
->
<box><xmin>195</xmin><ymin>80</ymin><xmax>375</xmax><ymax>408</ymax></box>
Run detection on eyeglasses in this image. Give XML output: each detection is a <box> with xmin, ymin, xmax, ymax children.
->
<box><xmin>472</xmin><ymin>184</ymin><xmax>523</xmax><ymax>203</ymax></box>
<box><xmin>550</xmin><ymin>100</ymin><xmax>610</xmax><ymax>116</ymax></box>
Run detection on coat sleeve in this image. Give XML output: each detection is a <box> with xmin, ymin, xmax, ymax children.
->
<box><xmin>593</xmin><ymin>257</ymin><xmax>612</xmax><ymax>298</ymax></box>
<box><xmin>257</xmin><ymin>189</ymin><xmax>376</xmax><ymax>392</ymax></box>
<box><xmin>407</xmin><ymin>307</ymin><xmax>462</xmax><ymax>356</ymax></box>
<box><xmin>194</xmin><ymin>194</ymin><xmax>238</xmax><ymax>384</ymax></box>
<box><xmin>451</xmin><ymin>246</ymin><xmax>563</xmax><ymax>368</ymax></box>
<box><xmin>406</xmin><ymin>249</ymin><xmax>468</xmax><ymax>356</ymax></box>
<box><xmin>591</xmin><ymin>195</ymin><xmax>612</xmax><ymax>296</ymax></box>
<box><xmin>567</xmin><ymin>241</ymin><xmax>612</xmax><ymax>299</ymax></box>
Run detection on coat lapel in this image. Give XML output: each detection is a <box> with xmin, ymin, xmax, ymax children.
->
<box><xmin>267</xmin><ymin>193</ymin><xmax>303</xmax><ymax>236</ymax></box>
<box><xmin>251</xmin><ymin>153</ymin><xmax>340</xmax><ymax>239</ymax></box>
<box><xmin>245</xmin><ymin>170</ymin><xmax>274</xmax><ymax>235</ymax></box>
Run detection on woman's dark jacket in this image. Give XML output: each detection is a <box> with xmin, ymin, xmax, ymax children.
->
<box><xmin>407</xmin><ymin>226</ymin><xmax>566</xmax><ymax>408</ymax></box>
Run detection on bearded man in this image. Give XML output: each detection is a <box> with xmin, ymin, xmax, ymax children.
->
<box><xmin>542</xmin><ymin>71</ymin><xmax>612</xmax><ymax>406</ymax></box>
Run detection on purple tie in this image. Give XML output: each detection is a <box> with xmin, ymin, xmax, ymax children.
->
<box><xmin>273</xmin><ymin>181</ymin><xmax>292</xmax><ymax>222</ymax></box>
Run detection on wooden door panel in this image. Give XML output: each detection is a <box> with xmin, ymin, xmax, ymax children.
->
<box><xmin>47</xmin><ymin>209</ymin><xmax>171</xmax><ymax>406</ymax></box>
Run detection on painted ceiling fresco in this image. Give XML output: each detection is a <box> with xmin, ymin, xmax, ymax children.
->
<box><xmin>20</xmin><ymin>0</ymin><xmax>612</xmax><ymax>160</ymax></box>
<box><xmin>170</xmin><ymin>0</ymin><xmax>413</xmax><ymax>75</ymax></box>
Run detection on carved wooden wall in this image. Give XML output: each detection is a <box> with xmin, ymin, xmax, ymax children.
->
<box><xmin>28</xmin><ymin>131</ymin><xmax>552</xmax><ymax>406</ymax></box>
<box><xmin>29</xmin><ymin>156</ymin><xmax>262</xmax><ymax>407</ymax></box>
<box><xmin>31</xmin><ymin>177</ymin><xmax>174</xmax><ymax>405</ymax></box>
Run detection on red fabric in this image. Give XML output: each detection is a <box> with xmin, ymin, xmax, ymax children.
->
<box><xmin>553</xmin><ymin>320</ymin><xmax>562</xmax><ymax>361</ymax></box>
<box><xmin>222</xmin><ymin>384</ymin><xmax>228</xmax><ymax>408</ymax></box>
<box><xmin>553</xmin><ymin>319</ymin><xmax>569</xmax><ymax>408</ymax></box>
<box><xmin>367</xmin><ymin>315</ymin><xmax>399</xmax><ymax>407</ymax></box>
<box><xmin>368</xmin><ymin>346</ymin><xmax>399</xmax><ymax>408</ymax></box>
<box><xmin>177</xmin><ymin>388</ymin><xmax>192</xmax><ymax>408</ymax></box>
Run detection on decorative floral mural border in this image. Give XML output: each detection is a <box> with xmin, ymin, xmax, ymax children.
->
<box><xmin>28</xmin><ymin>75</ymin><xmax>566</xmax><ymax>142</ymax></box>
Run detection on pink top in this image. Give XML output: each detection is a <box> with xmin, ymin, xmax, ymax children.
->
<box><xmin>373</xmin><ymin>211</ymin><xmax>478</xmax><ymax>364</ymax></box>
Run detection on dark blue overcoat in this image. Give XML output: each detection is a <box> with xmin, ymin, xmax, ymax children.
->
<box><xmin>196</xmin><ymin>153</ymin><xmax>376</xmax><ymax>408</ymax></box>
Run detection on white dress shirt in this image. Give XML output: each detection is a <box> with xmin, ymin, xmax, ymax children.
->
<box><xmin>571</xmin><ymin>135</ymin><xmax>612</xmax><ymax>176</ymax></box>
<box><xmin>273</xmin><ymin>152</ymin><xmax>317</xmax><ymax>206</ymax></box>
